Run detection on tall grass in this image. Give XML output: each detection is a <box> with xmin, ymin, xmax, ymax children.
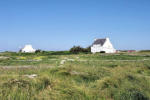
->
<box><xmin>0</xmin><ymin>52</ymin><xmax>150</xmax><ymax>99</ymax></box>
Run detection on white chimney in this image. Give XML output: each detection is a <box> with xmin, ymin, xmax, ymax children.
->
<box><xmin>106</xmin><ymin>37</ymin><xmax>109</xmax><ymax>41</ymax></box>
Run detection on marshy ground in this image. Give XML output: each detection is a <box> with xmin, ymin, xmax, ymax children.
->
<box><xmin>0</xmin><ymin>51</ymin><xmax>150</xmax><ymax>100</ymax></box>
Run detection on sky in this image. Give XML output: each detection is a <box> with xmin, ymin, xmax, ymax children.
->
<box><xmin>0</xmin><ymin>0</ymin><xmax>150</xmax><ymax>51</ymax></box>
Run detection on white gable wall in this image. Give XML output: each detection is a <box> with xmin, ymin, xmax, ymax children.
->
<box><xmin>103</xmin><ymin>38</ymin><xmax>113</xmax><ymax>48</ymax></box>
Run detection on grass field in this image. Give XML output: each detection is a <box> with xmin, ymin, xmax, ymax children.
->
<box><xmin>0</xmin><ymin>51</ymin><xmax>150</xmax><ymax>100</ymax></box>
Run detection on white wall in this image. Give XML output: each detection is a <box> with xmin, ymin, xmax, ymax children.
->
<box><xmin>91</xmin><ymin>38</ymin><xmax>116</xmax><ymax>53</ymax></box>
<box><xmin>21</xmin><ymin>45</ymin><xmax>36</xmax><ymax>53</ymax></box>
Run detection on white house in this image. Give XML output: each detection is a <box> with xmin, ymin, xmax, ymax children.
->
<box><xmin>21</xmin><ymin>45</ymin><xmax>36</xmax><ymax>53</ymax></box>
<box><xmin>91</xmin><ymin>38</ymin><xmax>116</xmax><ymax>53</ymax></box>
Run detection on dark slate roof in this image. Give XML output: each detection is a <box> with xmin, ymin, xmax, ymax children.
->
<box><xmin>92</xmin><ymin>38</ymin><xmax>106</xmax><ymax>46</ymax></box>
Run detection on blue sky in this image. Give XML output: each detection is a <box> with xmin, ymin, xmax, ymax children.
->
<box><xmin>0</xmin><ymin>0</ymin><xmax>150</xmax><ymax>51</ymax></box>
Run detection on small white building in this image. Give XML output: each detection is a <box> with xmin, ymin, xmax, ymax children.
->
<box><xmin>91</xmin><ymin>38</ymin><xmax>116</xmax><ymax>53</ymax></box>
<box><xmin>21</xmin><ymin>45</ymin><xmax>36</xmax><ymax>53</ymax></box>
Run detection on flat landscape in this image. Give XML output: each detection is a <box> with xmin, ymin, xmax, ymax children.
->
<box><xmin>0</xmin><ymin>51</ymin><xmax>150</xmax><ymax>100</ymax></box>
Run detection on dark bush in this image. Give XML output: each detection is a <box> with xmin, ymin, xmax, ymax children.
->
<box><xmin>70</xmin><ymin>46</ymin><xmax>85</xmax><ymax>54</ymax></box>
<box><xmin>35</xmin><ymin>49</ymin><xmax>42</xmax><ymax>53</ymax></box>
<box><xmin>84</xmin><ymin>46</ymin><xmax>91</xmax><ymax>52</ymax></box>
<box><xmin>70</xmin><ymin>46</ymin><xmax>91</xmax><ymax>54</ymax></box>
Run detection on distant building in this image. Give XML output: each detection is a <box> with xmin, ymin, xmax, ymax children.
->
<box><xmin>21</xmin><ymin>45</ymin><xmax>36</xmax><ymax>53</ymax></box>
<box><xmin>128</xmin><ymin>50</ymin><xmax>136</xmax><ymax>53</ymax></box>
<box><xmin>91</xmin><ymin>38</ymin><xmax>116</xmax><ymax>53</ymax></box>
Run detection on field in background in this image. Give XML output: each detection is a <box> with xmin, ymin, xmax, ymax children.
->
<box><xmin>0</xmin><ymin>51</ymin><xmax>150</xmax><ymax>100</ymax></box>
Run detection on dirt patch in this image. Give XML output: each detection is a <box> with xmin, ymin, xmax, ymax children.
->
<box><xmin>0</xmin><ymin>56</ymin><xmax>9</xmax><ymax>59</ymax></box>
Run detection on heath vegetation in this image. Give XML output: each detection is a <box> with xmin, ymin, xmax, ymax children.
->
<box><xmin>0</xmin><ymin>51</ymin><xmax>150</xmax><ymax>100</ymax></box>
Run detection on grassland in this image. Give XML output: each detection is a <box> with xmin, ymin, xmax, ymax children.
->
<box><xmin>0</xmin><ymin>51</ymin><xmax>150</xmax><ymax>100</ymax></box>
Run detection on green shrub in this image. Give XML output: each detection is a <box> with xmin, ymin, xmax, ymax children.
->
<box><xmin>35</xmin><ymin>49</ymin><xmax>42</xmax><ymax>53</ymax></box>
<box><xmin>114</xmin><ymin>88</ymin><xmax>149</xmax><ymax>100</ymax></box>
<box><xmin>70</xmin><ymin>46</ymin><xmax>91</xmax><ymax>54</ymax></box>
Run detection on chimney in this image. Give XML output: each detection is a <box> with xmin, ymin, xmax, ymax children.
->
<box><xmin>106</xmin><ymin>37</ymin><xmax>109</xmax><ymax>41</ymax></box>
